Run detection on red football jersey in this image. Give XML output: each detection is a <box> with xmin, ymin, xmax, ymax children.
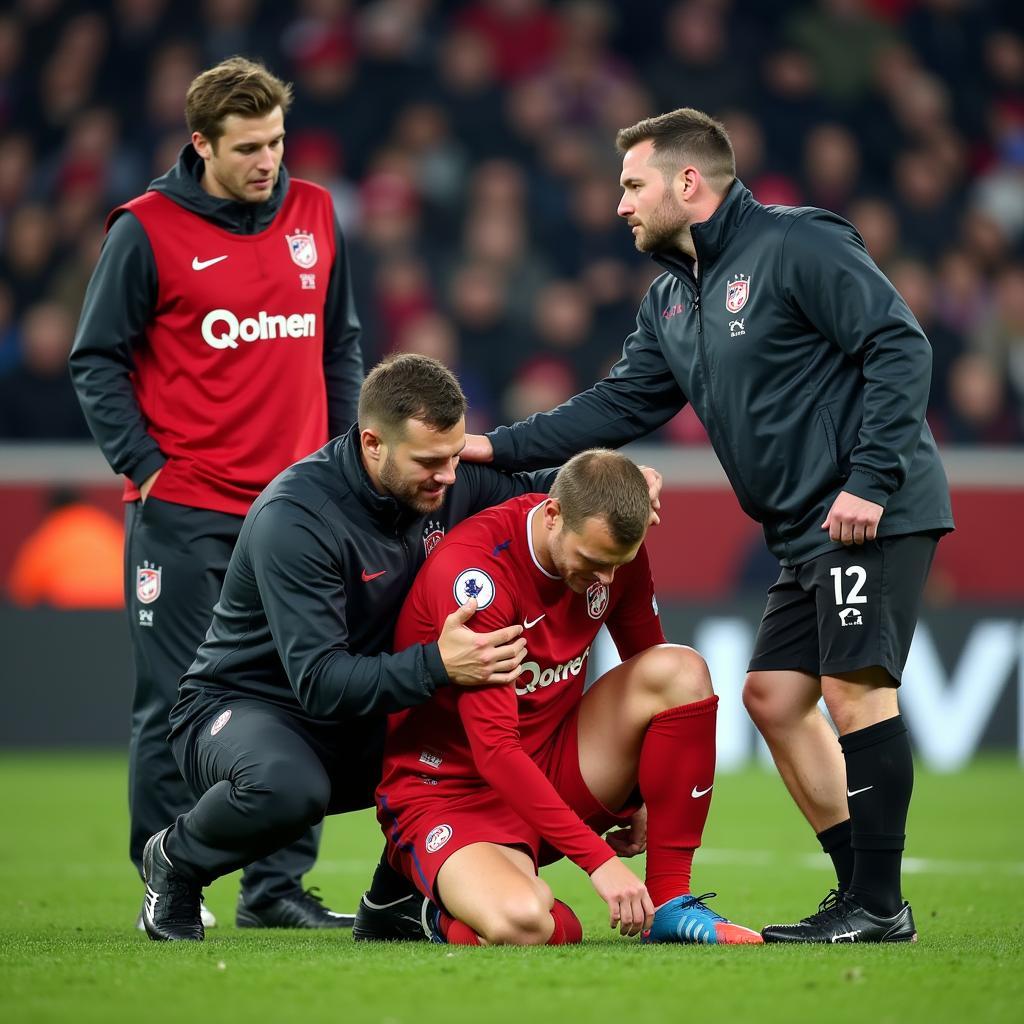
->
<box><xmin>111</xmin><ymin>180</ymin><xmax>336</xmax><ymax>514</ymax></box>
<box><xmin>380</xmin><ymin>494</ymin><xmax>665</xmax><ymax>873</ymax></box>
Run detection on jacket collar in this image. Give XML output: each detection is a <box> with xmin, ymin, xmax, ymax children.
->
<box><xmin>337</xmin><ymin>425</ymin><xmax>413</xmax><ymax>533</ymax></box>
<box><xmin>652</xmin><ymin>178</ymin><xmax>754</xmax><ymax>277</ymax></box>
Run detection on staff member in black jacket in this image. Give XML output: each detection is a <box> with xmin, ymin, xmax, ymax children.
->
<box><xmin>140</xmin><ymin>355</ymin><xmax>556</xmax><ymax>941</ymax></box>
<box><xmin>463</xmin><ymin>108</ymin><xmax>954</xmax><ymax>944</ymax></box>
<box><xmin>70</xmin><ymin>59</ymin><xmax>364</xmax><ymax>931</ymax></box>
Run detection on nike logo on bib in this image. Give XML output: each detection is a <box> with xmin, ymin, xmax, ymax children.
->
<box><xmin>192</xmin><ymin>255</ymin><xmax>229</xmax><ymax>270</ymax></box>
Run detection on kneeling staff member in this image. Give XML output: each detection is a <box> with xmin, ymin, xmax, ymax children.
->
<box><xmin>139</xmin><ymin>355</ymin><xmax>552</xmax><ymax>940</ymax></box>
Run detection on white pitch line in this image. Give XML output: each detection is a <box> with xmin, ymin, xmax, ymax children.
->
<box><xmin>694</xmin><ymin>848</ymin><xmax>1024</xmax><ymax>877</ymax></box>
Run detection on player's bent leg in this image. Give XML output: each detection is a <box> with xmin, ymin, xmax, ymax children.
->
<box><xmin>743</xmin><ymin>670</ymin><xmax>849</xmax><ymax>834</ymax></box>
<box><xmin>578</xmin><ymin>646</ymin><xmax>760</xmax><ymax>945</ymax></box>
<box><xmin>435</xmin><ymin>843</ymin><xmax>555</xmax><ymax>946</ymax></box>
<box><xmin>578</xmin><ymin>644</ymin><xmax>712</xmax><ymax>810</ymax></box>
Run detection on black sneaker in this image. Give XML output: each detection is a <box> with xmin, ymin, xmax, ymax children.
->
<box><xmin>352</xmin><ymin>891</ymin><xmax>432</xmax><ymax>942</ymax></box>
<box><xmin>136</xmin><ymin>900</ymin><xmax>217</xmax><ymax>931</ymax></box>
<box><xmin>761</xmin><ymin>889</ymin><xmax>918</xmax><ymax>944</ymax></box>
<box><xmin>235</xmin><ymin>887</ymin><xmax>355</xmax><ymax>929</ymax></box>
<box><xmin>141</xmin><ymin>828</ymin><xmax>204</xmax><ymax>941</ymax></box>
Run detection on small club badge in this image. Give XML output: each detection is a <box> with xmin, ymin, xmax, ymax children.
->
<box><xmin>726</xmin><ymin>273</ymin><xmax>751</xmax><ymax>313</ymax></box>
<box><xmin>136</xmin><ymin>562</ymin><xmax>162</xmax><ymax>604</ymax></box>
<box><xmin>586</xmin><ymin>581</ymin><xmax>609</xmax><ymax>619</ymax></box>
<box><xmin>453</xmin><ymin>568</ymin><xmax>496</xmax><ymax>610</ymax></box>
<box><xmin>286</xmin><ymin>231</ymin><xmax>318</xmax><ymax>269</ymax></box>
<box><xmin>425</xmin><ymin>824</ymin><xmax>453</xmax><ymax>853</ymax></box>
<box><xmin>210</xmin><ymin>709</ymin><xmax>232</xmax><ymax>736</ymax></box>
<box><xmin>423</xmin><ymin>520</ymin><xmax>445</xmax><ymax>557</ymax></box>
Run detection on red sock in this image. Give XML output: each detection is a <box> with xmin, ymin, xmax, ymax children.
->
<box><xmin>639</xmin><ymin>695</ymin><xmax>718</xmax><ymax>907</ymax></box>
<box><xmin>547</xmin><ymin>899</ymin><xmax>583</xmax><ymax>945</ymax></box>
<box><xmin>439</xmin><ymin>911</ymin><xmax>482</xmax><ymax>945</ymax></box>
<box><xmin>439</xmin><ymin>901</ymin><xmax>582</xmax><ymax>946</ymax></box>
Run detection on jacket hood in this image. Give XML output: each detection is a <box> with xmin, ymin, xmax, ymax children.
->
<box><xmin>148</xmin><ymin>143</ymin><xmax>290</xmax><ymax>234</ymax></box>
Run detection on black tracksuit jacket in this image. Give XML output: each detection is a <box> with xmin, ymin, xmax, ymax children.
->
<box><xmin>171</xmin><ymin>427</ymin><xmax>555</xmax><ymax>734</ymax></box>
<box><xmin>487</xmin><ymin>181</ymin><xmax>954</xmax><ymax>566</ymax></box>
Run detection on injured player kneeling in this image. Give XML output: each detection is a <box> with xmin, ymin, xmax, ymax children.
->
<box><xmin>375</xmin><ymin>449</ymin><xmax>762</xmax><ymax>946</ymax></box>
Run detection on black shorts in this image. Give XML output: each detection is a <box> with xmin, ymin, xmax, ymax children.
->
<box><xmin>747</xmin><ymin>532</ymin><xmax>940</xmax><ymax>684</ymax></box>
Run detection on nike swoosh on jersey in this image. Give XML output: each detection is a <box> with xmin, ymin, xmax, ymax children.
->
<box><xmin>192</xmin><ymin>255</ymin><xmax>229</xmax><ymax>270</ymax></box>
<box><xmin>361</xmin><ymin>569</ymin><xmax>387</xmax><ymax>582</ymax></box>
<box><xmin>846</xmin><ymin>785</ymin><xmax>873</xmax><ymax>797</ymax></box>
<box><xmin>691</xmin><ymin>784</ymin><xmax>713</xmax><ymax>798</ymax></box>
<box><xmin>523</xmin><ymin>614</ymin><xmax>546</xmax><ymax>629</ymax></box>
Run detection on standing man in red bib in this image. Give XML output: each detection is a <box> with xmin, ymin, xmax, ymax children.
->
<box><xmin>69</xmin><ymin>57</ymin><xmax>363</xmax><ymax>931</ymax></box>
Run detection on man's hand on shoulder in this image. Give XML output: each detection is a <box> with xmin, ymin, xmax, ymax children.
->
<box><xmin>637</xmin><ymin>466</ymin><xmax>662</xmax><ymax>525</ymax></box>
<box><xmin>822</xmin><ymin>490</ymin><xmax>884</xmax><ymax>545</ymax></box>
<box><xmin>437</xmin><ymin>598</ymin><xmax>526</xmax><ymax>686</ymax></box>
<box><xmin>460</xmin><ymin>434</ymin><xmax>493</xmax><ymax>463</ymax></box>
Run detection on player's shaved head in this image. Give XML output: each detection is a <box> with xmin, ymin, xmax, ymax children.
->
<box><xmin>550</xmin><ymin>450</ymin><xmax>650</xmax><ymax>546</ymax></box>
<box><xmin>358</xmin><ymin>353</ymin><xmax>467</xmax><ymax>440</ymax></box>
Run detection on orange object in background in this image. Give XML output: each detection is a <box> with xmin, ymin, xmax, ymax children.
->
<box><xmin>7</xmin><ymin>495</ymin><xmax>124</xmax><ymax>609</ymax></box>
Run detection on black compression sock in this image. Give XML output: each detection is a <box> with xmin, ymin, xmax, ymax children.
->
<box><xmin>365</xmin><ymin>848</ymin><xmax>417</xmax><ymax>905</ymax></box>
<box><xmin>840</xmin><ymin>715</ymin><xmax>914</xmax><ymax>917</ymax></box>
<box><xmin>816</xmin><ymin>818</ymin><xmax>854</xmax><ymax>893</ymax></box>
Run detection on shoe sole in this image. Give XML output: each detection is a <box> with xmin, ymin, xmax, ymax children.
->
<box><xmin>761</xmin><ymin>930</ymin><xmax>919</xmax><ymax>944</ymax></box>
<box><xmin>236</xmin><ymin>909</ymin><xmax>357</xmax><ymax>929</ymax></box>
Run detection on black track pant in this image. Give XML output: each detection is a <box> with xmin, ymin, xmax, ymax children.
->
<box><xmin>166</xmin><ymin>697</ymin><xmax>384</xmax><ymax>885</ymax></box>
<box><xmin>125</xmin><ymin>496</ymin><xmax>320</xmax><ymax>906</ymax></box>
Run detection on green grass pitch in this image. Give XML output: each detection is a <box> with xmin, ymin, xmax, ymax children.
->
<box><xmin>1</xmin><ymin>752</ymin><xmax>1021</xmax><ymax>1024</ymax></box>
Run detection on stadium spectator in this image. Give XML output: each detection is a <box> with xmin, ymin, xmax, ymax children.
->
<box><xmin>969</xmin><ymin>263</ymin><xmax>1024</xmax><ymax>427</ymax></box>
<box><xmin>0</xmin><ymin>0</ymin><xmax>1018</xmax><ymax>445</ymax></box>
<box><xmin>0</xmin><ymin>301</ymin><xmax>88</xmax><ymax>439</ymax></box>
<box><xmin>936</xmin><ymin>352</ymin><xmax>1023</xmax><ymax>445</ymax></box>
<box><xmin>887</xmin><ymin>258</ymin><xmax>964</xmax><ymax>422</ymax></box>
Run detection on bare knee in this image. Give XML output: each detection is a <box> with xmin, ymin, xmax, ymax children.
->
<box><xmin>743</xmin><ymin>672</ymin><xmax>817</xmax><ymax>735</ymax></box>
<box><xmin>637</xmin><ymin>644</ymin><xmax>713</xmax><ymax>709</ymax></box>
<box><xmin>478</xmin><ymin>890</ymin><xmax>552</xmax><ymax>946</ymax></box>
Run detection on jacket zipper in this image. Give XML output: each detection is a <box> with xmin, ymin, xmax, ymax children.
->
<box><xmin>686</xmin><ymin>265</ymin><xmax>762</xmax><ymax>520</ymax></box>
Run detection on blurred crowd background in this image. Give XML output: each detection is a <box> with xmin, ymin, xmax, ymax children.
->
<box><xmin>1</xmin><ymin>0</ymin><xmax>1023</xmax><ymax>447</ymax></box>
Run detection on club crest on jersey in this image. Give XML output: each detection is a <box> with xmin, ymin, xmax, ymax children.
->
<box><xmin>425</xmin><ymin>824</ymin><xmax>453</xmax><ymax>853</ymax></box>
<box><xmin>286</xmin><ymin>231</ymin><xmax>318</xmax><ymax>268</ymax></box>
<box><xmin>423</xmin><ymin>520</ymin><xmax>445</xmax><ymax>557</ymax></box>
<box><xmin>136</xmin><ymin>563</ymin><xmax>161</xmax><ymax>605</ymax></box>
<box><xmin>586</xmin><ymin>581</ymin><xmax>609</xmax><ymax>619</ymax></box>
<box><xmin>726</xmin><ymin>273</ymin><xmax>751</xmax><ymax>313</ymax></box>
<box><xmin>453</xmin><ymin>568</ymin><xmax>495</xmax><ymax>610</ymax></box>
